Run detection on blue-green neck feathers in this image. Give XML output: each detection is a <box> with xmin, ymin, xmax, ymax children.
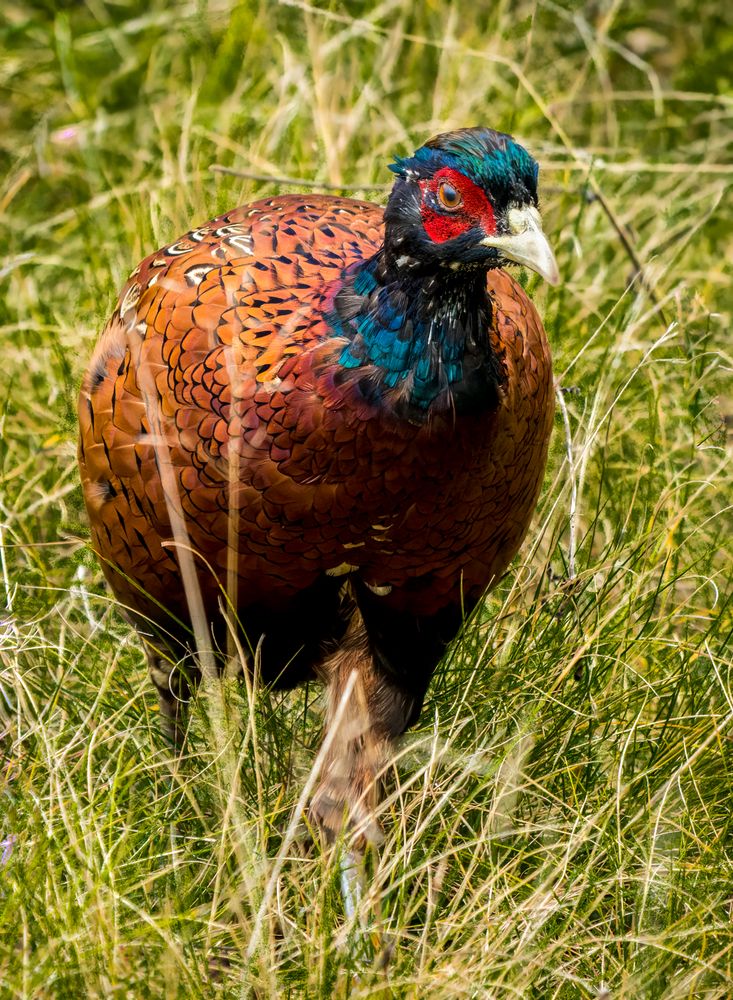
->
<box><xmin>329</xmin><ymin>254</ymin><xmax>502</xmax><ymax>417</ymax></box>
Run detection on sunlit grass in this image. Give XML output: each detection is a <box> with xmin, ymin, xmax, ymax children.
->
<box><xmin>1</xmin><ymin>0</ymin><xmax>732</xmax><ymax>996</ymax></box>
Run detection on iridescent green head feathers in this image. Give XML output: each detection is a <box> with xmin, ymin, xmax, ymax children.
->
<box><xmin>389</xmin><ymin>127</ymin><xmax>540</xmax><ymax>211</ymax></box>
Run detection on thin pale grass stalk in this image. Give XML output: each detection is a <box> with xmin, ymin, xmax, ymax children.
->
<box><xmin>223</xmin><ymin>353</ymin><xmax>242</xmax><ymax>674</ymax></box>
<box><xmin>123</xmin><ymin>315</ymin><xmax>279</xmax><ymax>984</ymax></box>
<box><xmin>0</xmin><ymin>521</ymin><xmax>14</xmax><ymax>618</ymax></box>
<box><xmin>123</xmin><ymin>325</ymin><xmax>214</xmax><ymax>677</ymax></box>
<box><xmin>245</xmin><ymin>668</ymin><xmax>359</xmax><ymax>962</ymax></box>
<box><xmin>554</xmin><ymin>382</ymin><xmax>578</xmax><ymax>578</ymax></box>
<box><xmin>203</xmin><ymin>616</ymin><xmax>270</xmax><ymax>966</ymax></box>
<box><xmin>211</xmin><ymin>164</ymin><xmax>389</xmax><ymax>191</ymax></box>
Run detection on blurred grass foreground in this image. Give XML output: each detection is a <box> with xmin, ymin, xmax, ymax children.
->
<box><xmin>1</xmin><ymin>1</ymin><xmax>732</xmax><ymax>996</ymax></box>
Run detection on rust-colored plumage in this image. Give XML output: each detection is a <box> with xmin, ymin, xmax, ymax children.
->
<box><xmin>78</xmin><ymin>128</ymin><xmax>557</xmax><ymax>839</ymax></box>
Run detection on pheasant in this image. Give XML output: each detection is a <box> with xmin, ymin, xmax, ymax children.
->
<box><xmin>78</xmin><ymin>127</ymin><xmax>558</xmax><ymax>840</ymax></box>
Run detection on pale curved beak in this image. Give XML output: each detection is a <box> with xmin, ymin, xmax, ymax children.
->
<box><xmin>480</xmin><ymin>205</ymin><xmax>560</xmax><ymax>285</ymax></box>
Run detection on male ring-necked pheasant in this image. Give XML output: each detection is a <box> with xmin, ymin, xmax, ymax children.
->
<box><xmin>78</xmin><ymin>127</ymin><xmax>558</xmax><ymax>840</ymax></box>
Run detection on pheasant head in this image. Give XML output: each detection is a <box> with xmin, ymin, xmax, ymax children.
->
<box><xmin>332</xmin><ymin>126</ymin><xmax>558</xmax><ymax>416</ymax></box>
<box><xmin>385</xmin><ymin>126</ymin><xmax>559</xmax><ymax>284</ymax></box>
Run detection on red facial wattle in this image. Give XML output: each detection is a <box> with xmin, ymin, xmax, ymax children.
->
<box><xmin>420</xmin><ymin>167</ymin><xmax>496</xmax><ymax>244</ymax></box>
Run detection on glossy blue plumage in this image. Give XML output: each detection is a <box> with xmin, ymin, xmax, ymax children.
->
<box><xmin>331</xmin><ymin>256</ymin><xmax>491</xmax><ymax>412</ymax></box>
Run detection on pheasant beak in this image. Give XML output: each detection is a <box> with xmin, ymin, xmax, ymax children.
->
<box><xmin>480</xmin><ymin>206</ymin><xmax>560</xmax><ymax>285</ymax></box>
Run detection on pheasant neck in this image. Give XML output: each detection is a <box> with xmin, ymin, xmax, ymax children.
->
<box><xmin>332</xmin><ymin>251</ymin><xmax>504</xmax><ymax>417</ymax></box>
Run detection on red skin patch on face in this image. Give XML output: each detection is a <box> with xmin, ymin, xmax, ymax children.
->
<box><xmin>420</xmin><ymin>167</ymin><xmax>496</xmax><ymax>244</ymax></box>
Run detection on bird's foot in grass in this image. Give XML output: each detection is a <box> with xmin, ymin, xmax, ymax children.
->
<box><xmin>148</xmin><ymin>653</ymin><xmax>195</xmax><ymax>751</ymax></box>
<box><xmin>309</xmin><ymin>749</ymin><xmax>385</xmax><ymax>848</ymax></box>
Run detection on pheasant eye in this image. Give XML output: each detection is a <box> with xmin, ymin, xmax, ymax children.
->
<box><xmin>437</xmin><ymin>180</ymin><xmax>462</xmax><ymax>210</ymax></box>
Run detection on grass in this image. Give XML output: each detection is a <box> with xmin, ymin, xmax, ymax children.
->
<box><xmin>1</xmin><ymin>0</ymin><xmax>732</xmax><ymax>995</ymax></box>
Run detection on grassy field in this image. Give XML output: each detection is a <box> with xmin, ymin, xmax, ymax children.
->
<box><xmin>1</xmin><ymin>0</ymin><xmax>732</xmax><ymax>996</ymax></box>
